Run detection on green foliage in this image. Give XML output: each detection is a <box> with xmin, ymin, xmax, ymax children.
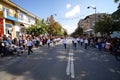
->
<box><xmin>71</xmin><ymin>27</ymin><xmax>83</xmax><ymax>37</ymax></box>
<box><xmin>94</xmin><ymin>9</ymin><xmax>120</xmax><ymax>36</ymax></box>
<box><xmin>47</xmin><ymin>16</ymin><xmax>64</xmax><ymax>36</ymax></box>
<box><xmin>63</xmin><ymin>29</ymin><xmax>68</xmax><ymax>36</ymax></box>
<box><xmin>94</xmin><ymin>3</ymin><xmax>120</xmax><ymax>36</ymax></box>
<box><xmin>48</xmin><ymin>22</ymin><xmax>63</xmax><ymax>36</ymax></box>
<box><xmin>25</xmin><ymin>18</ymin><xmax>48</xmax><ymax>36</ymax></box>
<box><xmin>114</xmin><ymin>0</ymin><xmax>120</xmax><ymax>3</ymax></box>
<box><xmin>94</xmin><ymin>15</ymin><xmax>114</xmax><ymax>35</ymax></box>
<box><xmin>112</xmin><ymin>9</ymin><xmax>120</xmax><ymax>31</ymax></box>
<box><xmin>112</xmin><ymin>9</ymin><xmax>120</xmax><ymax>20</ymax></box>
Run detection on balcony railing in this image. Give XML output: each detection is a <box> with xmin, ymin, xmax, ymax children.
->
<box><xmin>6</xmin><ymin>12</ymin><xmax>18</xmax><ymax>21</ymax></box>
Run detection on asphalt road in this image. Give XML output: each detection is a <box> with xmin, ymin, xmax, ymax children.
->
<box><xmin>0</xmin><ymin>39</ymin><xmax>120</xmax><ymax>80</ymax></box>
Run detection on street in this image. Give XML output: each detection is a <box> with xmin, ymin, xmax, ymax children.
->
<box><xmin>0</xmin><ymin>39</ymin><xmax>120</xmax><ymax>80</ymax></box>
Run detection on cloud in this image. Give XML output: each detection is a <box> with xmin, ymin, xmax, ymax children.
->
<box><xmin>65</xmin><ymin>5</ymin><xmax>80</xmax><ymax>18</ymax></box>
<box><xmin>66</xmin><ymin>4</ymin><xmax>71</xmax><ymax>9</ymax></box>
<box><xmin>63</xmin><ymin>25</ymin><xmax>77</xmax><ymax>34</ymax></box>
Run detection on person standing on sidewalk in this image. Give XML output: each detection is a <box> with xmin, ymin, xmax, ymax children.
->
<box><xmin>98</xmin><ymin>37</ymin><xmax>102</xmax><ymax>51</ymax></box>
<box><xmin>27</xmin><ymin>37</ymin><xmax>33</xmax><ymax>55</ymax></box>
<box><xmin>47</xmin><ymin>38</ymin><xmax>51</xmax><ymax>48</ymax></box>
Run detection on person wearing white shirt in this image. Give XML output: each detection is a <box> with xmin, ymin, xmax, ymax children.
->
<box><xmin>77</xmin><ymin>38</ymin><xmax>80</xmax><ymax>44</ymax></box>
<box><xmin>80</xmin><ymin>38</ymin><xmax>84</xmax><ymax>46</ymax></box>
<box><xmin>62</xmin><ymin>37</ymin><xmax>67</xmax><ymax>49</ymax></box>
<box><xmin>47</xmin><ymin>38</ymin><xmax>51</xmax><ymax>47</ymax></box>
<box><xmin>73</xmin><ymin>38</ymin><xmax>77</xmax><ymax>48</ymax></box>
<box><xmin>27</xmin><ymin>38</ymin><xmax>33</xmax><ymax>55</ymax></box>
<box><xmin>84</xmin><ymin>38</ymin><xmax>88</xmax><ymax>49</ymax></box>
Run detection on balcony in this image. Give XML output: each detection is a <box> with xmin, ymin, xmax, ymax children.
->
<box><xmin>6</xmin><ymin>15</ymin><xmax>18</xmax><ymax>21</ymax></box>
<box><xmin>6</xmin><ymin>12</ymin><xmax>18</xmax><ymax>21</ymax></box>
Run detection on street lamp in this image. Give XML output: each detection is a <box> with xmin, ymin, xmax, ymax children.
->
<box><xmin>87</xmin><ymin>6</ymin><xmax>96</xmax><ymax>35</ymax></box>
<box><xmin>87</xmin><ymin>6</ymin><xmax>96</xmax><ymax>23</ymax></box>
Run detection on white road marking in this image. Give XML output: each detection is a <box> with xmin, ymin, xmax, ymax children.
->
<box><xmin>66</xmin><ymin>55</ymin><xmax>70</xmax><ymax>75</ymax></box>
<box><xmin>71</xmin><ymin>53</ymin><xmax>75</xmax><ymax>78</ymax></box>
<box><xmin>66</xmin><ymin>48</ymin><xmax>75</xmax><ymax>78</ymax></box>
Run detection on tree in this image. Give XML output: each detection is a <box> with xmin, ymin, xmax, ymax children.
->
<box><xmin>39</xmin><ymin>19</ymin><xmax>48</xmax><ymax>34</ymax></box>
<box><xmin>112</xmin><ymin>10</ymin><xmax>120</xmax><ymax>19</ymax></box>
<box><xmin>94</xmin><ymin>15</ymin><xmax>112</xmax><ymax>35</ymax></box>
<box><xmin>94</xmin><ymin>15</ymin><xmax>119</xmax><ymax>36</ymax></box>
<box><xmin>47</xmin><ymin>15</ymin><xmax>64</xmax><ymax>36</ymax></box>
<box><xmin>63</xmin><ymin>29</ymin><xmax>68</xmax><ymax>36</ymax></box>
<box><xmin>70</xmin><ymin>26</ymin><xmax>83</xmax><ymax>37</ymax></box>
<box><xmin>114</xmin><ymin>0</ymin><xmax>120</xmax><ymax>3</ymax></box>
<box><xmin>25</xmin><ymin>18</ymin><xmax>48</xmax><ymax>36</ymax></box>
<box><xmin>112</xmin><ymin>6</ymin><xmax>120</xmax><ymax>31</ymax></box>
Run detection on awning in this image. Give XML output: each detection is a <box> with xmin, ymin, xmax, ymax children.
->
<box><xmin>5</xmin><ymin>24</ymin><xmax>12</xmax><ymax>27</ymax></box>
<box><xmin>110</xmin><ymin>31</ymin><xmax>120</xmax><ymax>38</ymax></box>
<box><xmin>84</xmin><ymin>29</ymin><xmax>93</xmax><ymax>32</ymax></box>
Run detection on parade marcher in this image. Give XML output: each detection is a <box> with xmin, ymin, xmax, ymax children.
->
<box><xmin>84</xmin><ymin>37</ymin><xmax>88</xmax><ymax>49</ymax></box>
<box><xmin>73</xmin><ymin>38</ymin><xmax>77</xmax><ymax>48</ymax></box>
<box><xmin>80</xmin><ymin>37</ymin><xmax>84</xmax><ymax>46</ymax></box>
<box><xmin>77</xmin><ymin>37</ymin><xmax>80</xmax><ymax>44</ymax></box>
<box><xmin>72</xmin><ymin>38</ymin><xmax>74</xmax><ymax>45</ymax></box>
<box><xmin>62</xmin><ymin>37</ymin><xmax>67</xmax><ymax>49</ymax></box>
<box><xmin>27</xmin><ymin>38</ymin><xmax>33</xmax><ymax>55</ymax></box>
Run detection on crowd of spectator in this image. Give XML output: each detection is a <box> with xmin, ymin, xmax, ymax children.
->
<box><xmin>0</xmin><ymin>34</ymin><xmax>50</xmax><ymax>57</ymax></box>
<box><xmin>0</xmin><ymin>33</ymin><xmax>62</xmax><ymax>57</ymax></box>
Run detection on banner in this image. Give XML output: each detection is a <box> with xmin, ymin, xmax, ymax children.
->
<box><xmin>0</xmin><ymin>18</ymin><xmax>4</xmax><ymax>38</ymax></box>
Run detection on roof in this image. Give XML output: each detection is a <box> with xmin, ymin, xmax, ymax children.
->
<box><xmin>3</xmin><ymin>0</ymin><xmax>37</xmax><ymax>18</ymax></box>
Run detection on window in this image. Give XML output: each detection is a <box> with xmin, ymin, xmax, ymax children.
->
<box><xmin>6</xmin><ymin>8</ymin><xmax>10</xmax><ymax>16</ymax></box>
<box><xmin>2</xmin><ymin>7</ymin><xmax>5</xmax><ymax>11</ymax></box>
<box><xmin>19</xmin><ymin>12</ymin><xmax>23</xmax><ymax>20</ymax></box>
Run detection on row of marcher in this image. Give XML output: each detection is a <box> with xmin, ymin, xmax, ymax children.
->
<box><xmin>70</xmin><ymin>36</ymin><xmax>120</xmax><ymax>56</ymax></box>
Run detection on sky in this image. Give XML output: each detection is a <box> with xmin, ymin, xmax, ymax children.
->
<box><xmin>11</xmin><ymin>0</ymin><xmax>119</xmax><ymax>34</ymax></box>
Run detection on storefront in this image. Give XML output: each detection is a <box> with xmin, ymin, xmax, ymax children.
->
<box><xmin>5</xmin><ymin>19</ymin><xmax>13</xmax><ymax>36</ymax></box>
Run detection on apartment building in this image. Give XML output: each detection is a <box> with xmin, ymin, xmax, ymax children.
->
<box><xmin>0</xmin><ymin>0</ymin><xmax>36</xmax><ymax>38</ymax></box>
<box><xmin>78</xmin><ymin>13</ymin><xmax>106</xmax><ymax>34</ymax></box>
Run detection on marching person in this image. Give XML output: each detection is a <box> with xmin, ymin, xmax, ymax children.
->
<box><xmin>84</xmin><ymin>37</ymin><xmax>88</xmax><ymax>49</ymax></box>
<box><xmin>80</xmin><ymin>37</ymin><xmax>84</xmax><ymax>46</ymax></box>
<box><xmin>27</xmin><ymin>37</ymin><xmax>33</xmax><ymax>55</ymax></box>
<box><xmin>73</xmin><ymin>38</ymin><xmax>77</xmax><ymax>48</ymax></box>
<box><xmin>62</xmin><ymin>37</ymin><xmax>67</xmax><ymax>49</ymax></box>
